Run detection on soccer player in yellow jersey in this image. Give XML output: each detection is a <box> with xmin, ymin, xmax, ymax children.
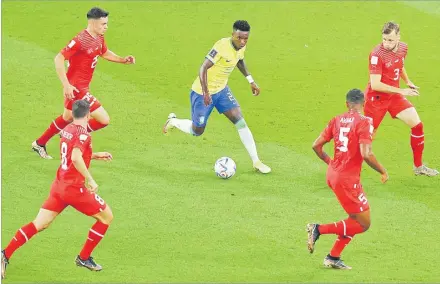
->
<box><xmin>163</xmin><ymin>20</ymin><xmax>270</xmax><ymax>173</ymax></box>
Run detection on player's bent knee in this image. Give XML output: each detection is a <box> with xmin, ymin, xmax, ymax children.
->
<box><xmin>100</xmin><ymin>116</ymin><xmax>110</xmax><ymax>126</ymax></box>
<box><xmin>62</xmin><ymin>111</ymin><xmax>73</xmax><ymax>122</ymax></box>
<box><xmin>94</xmin><ymin>206</ymin><xmax>114</xmax><ymax>225</ymax></box>
<box><xmin>193</xmin><ymin>127</ymin><xmax>205</xmax><ymax>136</ymax></box>
<box><xmin>361</xmin><ymin>222</ymin><xmax>371</xmax><ymax>232</ymax></box>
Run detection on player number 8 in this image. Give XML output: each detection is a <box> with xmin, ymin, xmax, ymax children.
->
<box><xmin>94</xmin><ymin>194</ymin><xmax>105</xmax><ymax>206</ymax></box>
<box><xmin>61</xmin><ymin>142</ymin><xmax>68</xmax><ymax>170</ymax></box>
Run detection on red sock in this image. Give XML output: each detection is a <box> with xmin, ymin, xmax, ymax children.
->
<box><xmin>36</xmin><ymin>115</ymin><xmax>70</xmax><ymax>146</ymax></box>
<box><xmin>79</xmin><ymin>221</ymin><xmax>109</xmax><ymax>260</ymax></box>
<box><xmin>318</xmin><ymin>218</ymin><xmax>365</xmax><ymax>236</ymax></box>
<box><xmin>330</xmin><ymin>235</ymin><xmax>353</xmax><ymax>258</ymax></box>
<box><xmin>411</xmin><ymin>122</ymin><xmax>424</xmax><ymax>167</ymax></box>
<box><xmin>87</xmin><ymin>119</ymin><xmax>108</xmax><ymax>132</ymax></box>
<box><xmin>4</xmin><ymin>222</ymin><xmax>38</xmax><ymax>259</ymax></box>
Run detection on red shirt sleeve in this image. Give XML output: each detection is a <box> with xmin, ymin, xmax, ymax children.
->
<box><xmin>357</xmin><ymin>119</ymin><xmax>373</xmax><ymax>145</ymax></box>
<box><xmin>72</xmin><ymin>133</ymin><xmax>91</xmax><ymax>153</ymax></box>
<box><xmin>320</xmin><ymin>118</ymin><xmax>335</xmax><ymax>142</ymax></box>
<box><xmin>60</xmin><ymin>37</ymin><xmax>81</xmax><ymax>60</ymax></box>
<box><xmin>102</xmin><ymin>38</ymin><xmax>108</xmax><ymax>54</ymax></box>
<box><xmin>369</xmin><ymin>52</ymin><xmax>383</xmax><ymax>75</ymax></box>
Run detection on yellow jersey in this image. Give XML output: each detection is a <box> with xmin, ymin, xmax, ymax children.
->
<box><xmin>191</xmin><ymin>37</ymin><xmax>246</xmax><ymax>95</ymax></box>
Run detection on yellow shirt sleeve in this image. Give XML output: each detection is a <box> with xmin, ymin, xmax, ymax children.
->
<box><xmin>205</xmin><ymin>40</ymin><xmax>224</xmax><ymax>64</ymax></box>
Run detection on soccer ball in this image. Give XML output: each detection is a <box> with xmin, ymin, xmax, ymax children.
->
<box><xmin>214</xmin><ymin>157</ymin><xmax>236</xmax><ymax>179</ymax></box>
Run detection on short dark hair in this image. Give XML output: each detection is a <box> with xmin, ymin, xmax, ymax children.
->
<box><xmin>382</xmin><ymin>21</ymin><xmax>399</xmax><ymax>35</ymax></box>
<box><xmin>346</xmin><ymin>89</ymin><xmax>365</xmax><ymax>105</ymax></box>
<box><xmin>72</xmin><ymin>100</ymin><xmax>90</xmax><ymax>119</ymax></box>
<box><xmin>87</xmin><ymin>7</ymin><xmax>109</xmax><ymax>20</ymax></box>
<box><xmin>233</xmin><ymin>20</ymin><xmax>250</xmax><ymax>32</ymax></box>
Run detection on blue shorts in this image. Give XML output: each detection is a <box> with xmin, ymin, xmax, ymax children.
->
<box><xmin>190</xmin><ymin>86</ymin><xmax>240</xmax><ymax>127</ymax></box>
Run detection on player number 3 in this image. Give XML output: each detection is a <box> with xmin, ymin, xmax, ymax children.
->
<box><xmin>91</xmin><ymin>55</ymin><xmax>99</xmax><ymax>69</ymax></box>
<box><xmin>393</xmin><ymin>68</ymin><xmax>400</xmax><ymax>81</ymax></box>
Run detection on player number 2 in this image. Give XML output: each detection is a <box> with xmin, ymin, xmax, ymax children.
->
<box><xmin>61</xmin><ymin>142</ymin><xmax>68</xmax><ymax>170</ymax></box>
<box><xmin>336</xmin><ymin>127</ymin><xmax>350</xmax><ymax>152</ymax></box>
<box><xmin>393</xmin><ymin>68</ymin><xmax>400</xmax><ymax>81</ymax></box>
<box><xmin>91</xmin><ymin>55</ymin><xmax>99</xmax><ymax>69</ymax></box>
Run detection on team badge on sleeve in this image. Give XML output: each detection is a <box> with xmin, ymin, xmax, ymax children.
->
<box><xmin>370</xmin><ymin>56</ymin><xmax>378</xmax><ymax>65</ymax></box>
<box><xmin>208</xmin><ymin>49</ymin><xmax>218</xmax><ymax>58</ymax></box>
<box><xmin>67</xmin><ymin>40</ymin><xmax>76</xmax><ymax>48</ymax></box>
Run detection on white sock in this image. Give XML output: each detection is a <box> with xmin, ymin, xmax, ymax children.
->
<box><xmin>171</xmin><ymin>118</ymin><xmax>193</xmax><ymax>135</ymax></box>
<box><xmin>237</xmin><ymin>122</ymin><xmax>259</xmax><ymax>163</ymax></box>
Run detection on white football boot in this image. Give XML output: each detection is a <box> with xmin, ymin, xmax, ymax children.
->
<box><xmin>162</xmin><ymin>113</ymin><xmax>177</xmax><ymax>134</ymax></box>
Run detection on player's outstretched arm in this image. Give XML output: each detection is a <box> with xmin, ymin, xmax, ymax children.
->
<box><xmin>72</xmin><ymin>148</ymin><xmax>98</xmax><ymax>192</ymax></box>
<box><xmin>237</xmin><ymin>59</ymin><xmax>260</xmax><ymax>96</ymax></box>
<box><xmin>101</xmin><ymin>50</ymin><xmax>135</xmax><ymax>64</ymax></box>
<box><xmin>360</xmin><ymin>143</ymin><xmax>388</xmax><ymax>183</ymax></box>
<box><xmin>54</xmin><ymin>53</ymin><xmax>78</xmax><ymax>100</ymax></box>
<box><xmin>370</xmin><ymin>74</ymin><xmax>418</xmax><ymax>96</ymax></box>
<box><xmin>312</xmin><ymin>135</ymin><xmax>331</xmax><ymax>165</ymax></box>
<box><xmin>199</xmin><ymin>59</ymin><xmax>214</xmax><ymax>106</ymax></box>
<box><xmin>92</xmin><ymin>152</ymin><xmax>113</xmax><ymax>161</ymax></box>
<box><xmin>400</xmin><ymin>67</ymin><xmax>419</xmax><ymax>89</ymax></box>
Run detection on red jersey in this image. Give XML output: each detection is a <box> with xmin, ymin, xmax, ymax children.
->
<box><xmin>366</xmin><ymin>42</ymin><xmax>408</xmax><ymax>98</ymax></box>
<box><xmin>321</xmin><ymin>111</ymin><xmax>373</xmax><ymax>179</ymax></box>
<box><xmin>60</xmin><ymin>29</ymin><xmax>108</xmax><ymax>89</ymax></box>
<box><xmin>56</xmin><ymin>124</ymin><xmax>92</xmax><ymax>185</ymax></box>
<box><xmin>365</xmin><ymin>42</ymin><xmax>408</xmax><ymax>98</ymax></box>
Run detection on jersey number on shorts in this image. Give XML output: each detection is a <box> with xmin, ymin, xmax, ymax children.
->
<box><xmin>358</xmin><ymin>193</ymin><xmax>368</xmax><ymax>205</ymax></box>
<box><xmin>336</xmin><ymin>127</ymin><xmax>350</xmax><ymax>152</ymax></box>
<box><xmin>83</xmin><ymin>92</ymin><xmax>97</xmax><ymax>107</ymax></box>
<box><xmin>61</xmin><ymin>142</ymin><xmax>68</xmax><ymax>170</ymax></box>
<box><xmin>94</xmin><ymin>194</ymin><xmax>105</xmax><ymax>206</ymax></box>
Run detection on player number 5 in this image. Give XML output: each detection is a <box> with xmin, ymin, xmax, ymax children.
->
<box><xmin>358</xmin><ymin>193</ymin><xmax>368</xmax><ymax>205</ymax></box>
<box><xmin>61</xmin><ymin>142</ymin><xmax>68</xmax><ymax>170</ymax></box>
<box><xmin>336</xmin><ymin>127</ymin><xmax>350</xmax><ymax>152</ymax></box>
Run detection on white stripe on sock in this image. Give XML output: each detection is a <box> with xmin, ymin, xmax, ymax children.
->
<box><xmin>19</xmin><ymin>229</ymin><xmax>29</xmax><ymax>242</ymax></box>
<box><xmin>87</xmin><ymin>123</ymin><xmax>94</xmax><ymax>132</ymax></box>
<box><xmin>342</xmin><ymin>220</ymin><xmax>347</xmax><ymax>236</ymax></box>
<box><xmin>53</xmin><ymin>120</ymin><xmax>63</xmax><ymax>131</ymax></box>
<box><xmin>89</xmin><ymin>229</ymin><xmax>104</xmax><ymax>238</ymax></box>
<box><xmin>411</xmin><ymin>134</ymin><xmax>424</xmax><ymax>138</ymax></box>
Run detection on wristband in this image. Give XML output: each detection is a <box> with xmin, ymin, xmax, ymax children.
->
<box><xmin>246</xmin><ymin>75</ymin><xmax>254</xmax><ymax>84</ymax></box>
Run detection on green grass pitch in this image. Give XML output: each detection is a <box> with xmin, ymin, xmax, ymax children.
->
<box><xmin>2</xmin><ymin>1</ymin><xmax>439</xmax><ymax>282</ymax></box>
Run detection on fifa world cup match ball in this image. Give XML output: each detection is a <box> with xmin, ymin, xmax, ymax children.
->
<box><xmin>214</xmin><ymin>157</ymin><xmax>236</xmax><ymax>179</ymax></box>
